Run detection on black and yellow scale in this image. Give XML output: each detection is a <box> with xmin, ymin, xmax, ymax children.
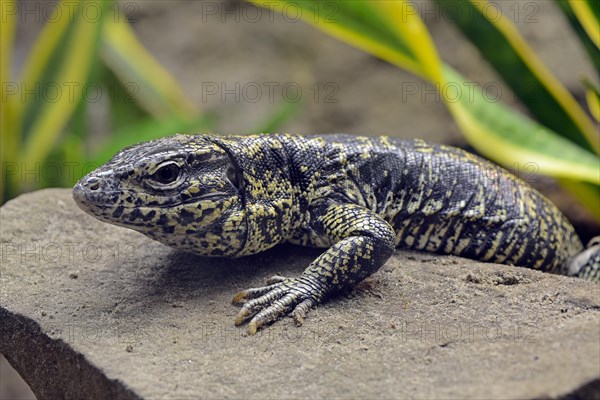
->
<box><xmin>73</xmin><ymin>134</ymin><xmax>599</xmax><ymax>334</ymax></box>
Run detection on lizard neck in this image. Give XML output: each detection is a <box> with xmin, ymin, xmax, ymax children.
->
<box><xmin>211</xmin><ymin>135</ymin><xmax>296</xmax><ymax>256</ymax></box>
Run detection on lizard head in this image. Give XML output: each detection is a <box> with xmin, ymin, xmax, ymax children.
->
<box><xmin>73</xmin><ymin>134</ymin><xmax>247</xmax><ymax>256</ymax></box>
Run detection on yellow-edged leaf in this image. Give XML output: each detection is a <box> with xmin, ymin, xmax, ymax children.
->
<box><xmin>15</xmin><ymin>1</ymin><xmax>72</xmax><ymax>121</ymax></box>
<box><xmin>0</xmin><ymin>0</ymin><xmax>16</xmax><ymax>132</ymax></box>
<box><xmin>434</xmin><ymin>0</ymin><xmax>598</xmax><ymax>154</ymax></box>
<box><xmin>20</xmin><ymin>0</ymin><xmax>108</xmax><ymax>170</ymax></box>
<box><xmin>443</xmin><ymin>65</ymin><xmax>599</xmax><ymax>185</ymax></box>
<box><xmin>249</xmin><ymin>0</ymin><xmax>440</xmax><ymax>81</ymax></box>
<box><xmin>584</xmin><ymin>79</ymin><xmax>600</xmax><ymax>122</ymax></box>
<box><xmin>250</xmin><ymin>0</ymin><xmax>600</xmax><ymax>188</ymax></box>
<box><xmin>0</xmin><ymin>0</ymin><xmax>17</xmax><ymax>201</ymax></box>
<box><xmin>100</xmin><ymin>14</ymin><xmax>197</xmax><ymax>119</ymax></box>
<box><xmin>569</xmin><ymin>0</ymin><xmax>600</xmax><ymax>48</ymax></box>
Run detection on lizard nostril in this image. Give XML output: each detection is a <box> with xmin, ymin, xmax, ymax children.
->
<box><xmin>86</xmin><ymin>177</ymin><xmax>101</xmax><ymax>191</ymax></box>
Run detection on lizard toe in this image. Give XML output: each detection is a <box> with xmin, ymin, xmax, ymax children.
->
<box><xmin>246</xmin><ymin>293</ymin><xmax>299</xmax><ymax>335</ymax></box>
<box><xmin>234</xmin><ymin>276</ymin><xmax>325</xmax><ymax>334</ymax></box>
<box><xmin>231</xmin><ymin>281</ymin><xmax>284</xmax><ymax>306</ymax></box>
<box><xmin>292</xmin><ymin>298</ymin><xmax>316</xmax><ymax>326</ymax></box>
<box><xmin>234</xmin><ymin>286</ymin><xmax>288</xmax><ymax>325</ymax></box>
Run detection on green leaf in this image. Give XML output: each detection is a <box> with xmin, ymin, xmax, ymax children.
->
<box><xmin>0</xmin><ymin>0</ymin><xmax>16</xmax><ymax>104</ymax></box>
<box><xmin>583</xmin><ymin>79</ymin><xmax>600</xmax><ymax>122</ymax></box>
<box><xmin>250</xmin><ymin>0</ymin><xmax>600</xmax><ymax>185</ymax></box>
<box><xmin>100</xmin><ymin>64</ymin><xmax>149</xmax><ymax>129</ymax></box>
<box><xmin>0</xmin><ymin>0</ymin><xmax>17</xmax><ymax>202</ymax></box>
<box><xmin>442</xmin><ymin>65</ymin><xmax>599</xmax><ymax>185</ymax></box>
<box><xmin>569</xmin><ymin>0</ymin><xmax>600</xmax><ymax>49</ymax></box>
<box><xmin>100</xmin><ymin>13</ymin><xmax>198</xmax><ymax>120</ymax></box>
<box><xmin>435</xmin><ymin>0</ymin><xmax>598</xmax><ymax>154</ymax></box>
<box><xmin>18</xmin><ymin>0</ymin><xmax>110</xmax><ymax>169</ymax></box>
<box><xmin>249</xmin><ymin>0</ymin><xmax>443</xmax><ymax>81</ymax></box>
<box><xmin>41</xmin><ymin>133</ymin><xmax>86</xmax><ymax>189</ymax></box>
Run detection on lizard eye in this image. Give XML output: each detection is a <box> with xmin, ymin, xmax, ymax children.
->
<box><xmin>152</xmin><ymin>163</ymin><xmax>181</xmax><ymax>184</ymax></box>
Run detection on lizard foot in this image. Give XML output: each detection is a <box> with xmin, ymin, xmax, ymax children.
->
<box><xmin>232</xmin><ymin>275</ymin><xmax>323</xmax><ymax>335</ymax></box>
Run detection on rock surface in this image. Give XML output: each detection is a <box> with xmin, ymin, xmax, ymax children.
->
<box><xmin>1</xmin><ymin>189</ymin><xmax>599</xmax><ymax>399</ymax></box>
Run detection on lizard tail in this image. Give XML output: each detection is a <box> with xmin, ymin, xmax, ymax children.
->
<box><xmin>565</xmin><ymin>236</ymin><xmax>600</xmax><ymax>283</ymax></box>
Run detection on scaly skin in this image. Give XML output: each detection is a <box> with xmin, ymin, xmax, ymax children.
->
<box><xmin>73</xmin><ymin>133</ymin><xmax>599</xmax><ymax>334</ymax></box>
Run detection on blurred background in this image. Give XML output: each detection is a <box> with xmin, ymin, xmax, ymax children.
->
<box><xmin>1</xmin><ymin>0</ymin><xmax>598</xmax><ymax>398</ymax></box>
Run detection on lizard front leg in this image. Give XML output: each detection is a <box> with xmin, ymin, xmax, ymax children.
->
<box><xmin>233</xmin><ymin>201</ymin><xmax>396</xmax><ymax>334</ymax></box>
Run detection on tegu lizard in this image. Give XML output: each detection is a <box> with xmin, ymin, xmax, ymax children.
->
<box><xmin>73</xmin><ymin>133</ymin><xmax>600</xmax><ymax>334</ymax></box>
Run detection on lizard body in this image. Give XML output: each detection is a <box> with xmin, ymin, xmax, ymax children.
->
<box><xmin>73</xmin><ymin>133</ymin><xmax>599</xmax><ymax>334</ymax></box>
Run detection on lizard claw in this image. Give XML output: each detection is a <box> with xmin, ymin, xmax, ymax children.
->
<box><xmin>232</xmin><ymin>276</ymin><xmax>323</xmax><ymax>335</ymax></box>
<box><xmin>231</xmin><ymin>278</ymin><xmax>284</xmax><ymax>306</ymax></box>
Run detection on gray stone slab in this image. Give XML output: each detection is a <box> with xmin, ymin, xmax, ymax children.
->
<box><xmin>1</xmin><ymin>189</ymin><xmax>599</xmax><ymax>399</ymax></box>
